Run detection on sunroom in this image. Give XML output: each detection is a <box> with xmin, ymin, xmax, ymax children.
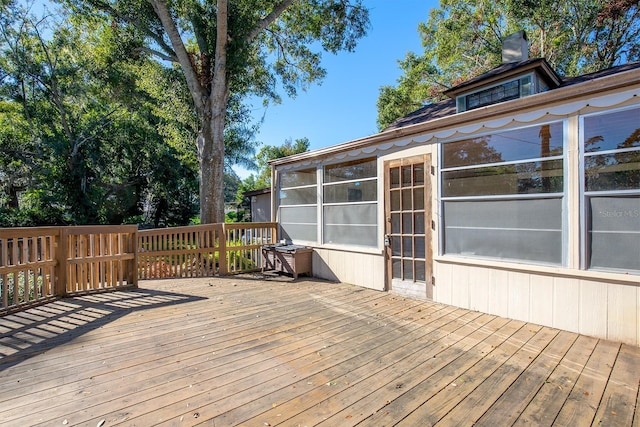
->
<box><xmin>270</xmin><ymin>36</ymin><xmax>640</xmax><ymax>345</ymax></box>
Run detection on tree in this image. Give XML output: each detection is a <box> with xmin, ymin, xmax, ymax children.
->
<box><xmin>235</xmin><ymin>136</ymin><xmax>309</xmax><ymax>202</ymax></box>
<box><xmin>62</xmin><ymin>0</ymin><xmax>370</xmax><ymax>224</ymax></box>
<box><xmin>377</xmin><ymin>0</ymin><xmax>640</xmax><ymax>130</ymax></box>
<box><xmin>0</xmin><ymin>3</ymin><xmax>200</xmax><ymax>226</ymax></box>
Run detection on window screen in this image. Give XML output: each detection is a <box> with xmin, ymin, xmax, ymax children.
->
<box><xmin>583</xmin><ymin>107</ymin><xmax>640</xmax><ymax>273</ymax></box>
<box><xmin>323</xmin><ymin>158</ymin><xmax>378</xmax><ymax>247</ymax></box>
<box><xmin>441</xmin><ymin>122</ymin><xmax>564</xmax><ymax>265</ymax></box>
<box><xmin>278</xmin><ymin>169</ymin><xmax>317</xmax><ymax>243</ymax></box>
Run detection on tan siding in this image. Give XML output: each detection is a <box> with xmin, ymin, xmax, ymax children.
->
<box><xmin>434</xmin><ymin>260</ymin><xmax>639</xmax><ymax>346</ymax></box>
<box><xmin>311</xmin><ymin>248</ymin><xmax>384</xmax><ymax>291</ymax></box>
<box><xmin>553</xmin><ymin>277</ymin><xmax>581</xmax><ymax>332</ymax></box>
<box><xmin>529</xmin><ymin>275</ymin><xmax>554</xmax><ymax>326</ymax></box>
<box><xmin>607</xmin><ymin>282</ymin><xmax>638</xmax><ymax>344</ymax></box>
<box><xmin>578</xmin><ymin>279</ymin><xmax>608</xmax><ymax>339</ymax></box>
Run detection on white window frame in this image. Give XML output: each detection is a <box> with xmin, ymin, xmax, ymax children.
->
<box><xmin>321</xmin><ymin>158</ymin><xmax>378</xmax><ymax>248</ymax></box>
<box><xmin>579</xmin><ymin>105</ymin><xmax>640</xmax><ymax>274</ymax></box>
<box><xmin>439</xmin><ymin>120</ymin><xmax>568</xmax><ymax>266</ymax></box>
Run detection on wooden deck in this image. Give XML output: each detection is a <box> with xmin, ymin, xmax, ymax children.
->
<box><xmin>1</xmin><ymin>276</ymin><xmax>639</xmax><ymax>427</ymax></box>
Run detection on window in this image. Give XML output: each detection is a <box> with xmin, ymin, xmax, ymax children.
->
<box><xmin>323</xmin><ymin>158</ymin><xmax>378</xmax><ymax>247</ymax></box>
<box><xmin>457</xmin><ymin>75</ymin><xmax>533</xmax><ymax>112</ymax></box>
<box><xmin>278</xmin><ymin>168</ymin><xmax>317</xmax><ymax>242</ymax></box>
<box><xmin>441</xmin><ymin>122</ymin><xmax>565</xmax><ymax>265</ymax></box>
<box><xmin>582</xmin><ymin>107</ymin><xmax>640</xmax><ymax>273</ymax></box>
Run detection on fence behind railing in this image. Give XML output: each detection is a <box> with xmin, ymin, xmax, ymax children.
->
<box><xmin>1</xmin><ymin>222</ymin><xmax>278</xmax><ymax>314</ymax></box>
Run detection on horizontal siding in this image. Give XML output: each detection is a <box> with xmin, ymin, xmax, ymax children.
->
<box><xmin>312</xmin><ymin>249</ymin><xmax>384</xmax><ymax>291</ymax></box>
<box><xmin>434</xmin><ymin>260</ymin><xmax>639</xmax><ymax>346</ymax></box>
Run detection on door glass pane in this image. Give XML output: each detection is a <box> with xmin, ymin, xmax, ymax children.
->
<box><xmin>392</xmin><ymin>258</ymin><xmax>402</xmax><ymax>279</ymax></box>
<box><xmin>402</xmin><ymin>166</ymin><xmax>412</xmax><ymax>187</ymax></box>
<box><xmin>403</xmin><ymin>260</ymin><xmax>413</xmax><ymax>280</ymax></box>
<box><xmin>392</xmin><ymin>237</ymin><xmax>401</xmax><ymax>256</ymax></box>
<box><xmin>402</xmin><ymin>213</ymin><xmax>413</xmax><ymax>234</ymax></box>
<box><xmin>414</xmin><ymin>164</ymin><xmax>425</xmax><ymax>185</ymax></box>
<box><xmin>390</xmin><ymin>167</ymin><xmax>400</xmax><ymax>189</ymax></box>
<box><xmin>403</xmin><ymin>237</ymin><xmax>412</xmax><ymax>257</ymax></box>
<box><xmin>415</xmin><ymin>213</ymin><xmax>425</xmax><ymax>234</ymax></box>
<box><xmin>402</xmin><ymin>189</ymin><xmax>412</xmax><ymax>210</ymax></box>
<box><xmin>415</xmin><ymin>237</ymin><xmax>425</xmax><ymax>258</ymax></box>
<box><xmin>391</xmin><ymin>213</ymin><xmax>401</xmax><ymax>234</ymax></box>
<box><xmin>391</xmin><ymin>190</ymin><xmax>400</xmax><ymax>211</ymax></box>
<box><xmin>415</xmin><ymin>261</ymin><xmax>426</xmax><ymax>282</ymax></box>
<box><xmin>413</xmin><ymin>188</ymin><xmax>424</xmax><ymax>210</ymax></box>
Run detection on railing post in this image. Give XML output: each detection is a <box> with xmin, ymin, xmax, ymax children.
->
<box><xmin>130</xmin><ymin>228</ymin><xmax>139</xmax><ymax>287</ymax></box>
<box><xmin>54</xmin><ymin>227</ymin><xmax>68</xmax><ymax>297</ymax></box>
<box><xmin>217</xmin><ymin>223</ymin><xmax>227</xmax><ymax>276</ymax></box>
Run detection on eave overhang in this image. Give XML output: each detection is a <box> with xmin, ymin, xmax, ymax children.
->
<box><xmin>270</xmin><ymin>65</ymin><xmax>640</xmax><ymax>168</ymax></box>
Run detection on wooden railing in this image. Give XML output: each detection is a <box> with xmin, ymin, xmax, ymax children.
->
<box><xmin>137</xmin><ymin>222</ymin><xmax>277</xmax><ymax>279</ymax></box>
<box><xmin>1</xmin><ymin>222</ymin><xmax>278</xmax><ymax>313</ymax></box>
<box><xmin>0</xmin><ymin>227</ymin><xmax>59</xmax><ymax>310</ymax></box>
<box><xmin>62</xmin><ymin>225</ymin><xmax>138</xmax><ymax>293</ymax></box>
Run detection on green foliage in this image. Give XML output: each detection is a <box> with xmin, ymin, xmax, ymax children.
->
<box><xmin>235</xmin><ymin>137</ymin><xmax>310</xmax><ymax>203</ymax></box>
<box><xmin>0</xmin><ymin>5</ymin><xmax>199</xmax><ymax>226</ymax></box>
<box><xmin>377</xmin><ymin>0</ymin><xmax>640</xmax><ymax>130</ymax></box>
<box><xmin>57</xmin><ymin>0</ymin><xmax>370</xmax><ymax>223</ymax></box>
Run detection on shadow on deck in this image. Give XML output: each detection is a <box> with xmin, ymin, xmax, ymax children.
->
<box><xmin>0</xmin><ymin>276</ymin><xmax>638</xmax><ymax>427</ymax></box>
<box><xmin>0</xmin><ymin>288</ymin><xmax>207</xmax><ymax>370</ymax></box>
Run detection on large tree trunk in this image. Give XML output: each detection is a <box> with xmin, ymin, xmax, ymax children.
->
<box><xmin>196</xmin><ymin>0</ymin><xmax>229</xmax><ymax>224</ymax></box>
<box><xmin>198</xmin><ymin>101</ymin><xmax>226</xmax><ymax>224</ymax></box>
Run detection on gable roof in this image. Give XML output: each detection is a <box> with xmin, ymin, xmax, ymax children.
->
<box><xmin>385</xmin><ymin>60</ymin><xmax>640</xmax><ymax>132</ymax></box>
<box><xmin>271</xmin><ymin>60</ymin><xmax>640</xmax><ymax>167</ymax></box>
<box><xmin>442</xmin><ymin>58</ymin><xmax>562</xmax><ymax>99</ymax></box>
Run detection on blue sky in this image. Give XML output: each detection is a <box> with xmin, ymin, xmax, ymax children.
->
<box><xmin>238</xmin><ymin>0</ymin><xmax>440</xmax><ymax>178</ymax></box>
<box><xmin>32</xmin><ymin>0</ymin><xmax>440</xmax><ymax>177</ymax></box>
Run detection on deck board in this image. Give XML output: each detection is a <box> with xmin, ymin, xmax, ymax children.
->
<box><xmin>1</xmin><ymin>276</ymin><xmax>638</xmax><ymax>427</ymax></box>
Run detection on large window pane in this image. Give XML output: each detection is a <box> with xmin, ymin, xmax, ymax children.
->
<box><xmin>585</xmin><ymin>152</ymin><xmax>640</xmax><ymax>192</ymax></box>
<box><xmin>442</xmin><ymin>160</ymin><xmax>563</xmax><ymax>197</ymax></box>
<box><xmin>280</xmin><ymin>206</ymin><xmax>317</xmax><ymax>242</ymax></box>
<box><xmin>324</xmin><ymin>204</ymin><xmax>376</xmax><ymax>225</ymax></box>
<box><xmin>443</xmin><ymin>199</ymin><xmax>563</xmax><ymax>264</ymax></box>
<box><xmin>324</xmin><ymin>204</ymin><xmax>377</xmax><ymax>247</ymax></box>
<box><xmin>324</xmin><ymin>158</ymin><xmax>377</xmax><ymax>183</ymax></box>
<box><xmin>280</xmin><ymin>168</ymin><xmax>316</xmax><ymax>188</ymax></box>
<box><xmin>281</xmin><ymin>224</ymin><xmax>317</xmax><ymax>242</ymax></box>
<box><xmin>589</xmin><ymin>196</ymin><xmax>640</xmax><ymax>272</ymax></box>
<box><xmin>324</xmin><ymin>225</ymin><xmax>377</xmax><ymax>247</ymax></box>
<box><xmin>443</xmin><ymin>123</ymin><xmax>563</xmax><ymax>168</ymax></box>
<box><xmin>324</xmin><ymin>180</ymin><xmax>377</xmax><ymax>203</ymax></box>
<box><xmin>584</xmin><ymin>108</ymin><xmax>640</xmax><ymax>153</ymax></box>
<box><xmin>583</xmin><ymin>109</ymin><xmax>640</xmax><ymax>274</ymax></box>
<box><xmin>279</xmin><ymin>187</ymin><xmax>317</xmax><ymax>205</ymax></box>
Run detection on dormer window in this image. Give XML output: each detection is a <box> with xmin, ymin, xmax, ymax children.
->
<box><xmin>456</xmin><ymin>75</ymin><xmax>533</xmax><ymax>112</ymax></box>
<box><xmin>442</xmin><ymin>31</ymin><xmax>562</xmax><ymax>115</ymax></box>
